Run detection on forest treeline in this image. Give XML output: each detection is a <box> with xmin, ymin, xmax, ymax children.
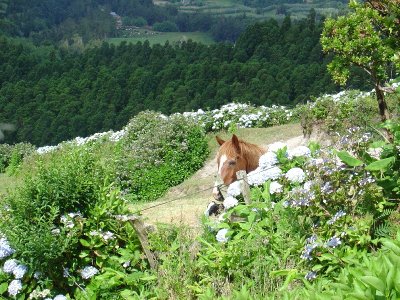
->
<box><xmin>0</xmin><ymin>0</ymin><xmax>255</xmax><ymax>43</ymax></box>
<box><xmin>0</xmin><ymin>16</ymin><xmax>368</xmax><ymax>146</ymax></box>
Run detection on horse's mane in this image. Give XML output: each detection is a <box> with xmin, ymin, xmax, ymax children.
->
<box><xmin>218</xmin><ymin>138</ymin><xmax>266</xmax><ymax>171</ymax></box>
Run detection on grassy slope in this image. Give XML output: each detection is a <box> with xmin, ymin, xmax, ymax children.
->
<box><xmin>133</xmin><ymin>123</ymin><xmax>305</xmax><ymax>226</ymax></box>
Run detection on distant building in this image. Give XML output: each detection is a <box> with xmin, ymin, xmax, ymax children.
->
<box><xmin>110</xmin><ymin>11</ymin><xmax>122</xmax><ymax>29</ymax></box>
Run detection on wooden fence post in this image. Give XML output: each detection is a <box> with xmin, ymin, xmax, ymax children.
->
<box><xmin>236</xmin><ymin>170</ymin><xmax>251</xmax><ymax>204</ymax></box>
<box><xmin>116</xmin><ymin>215</ymin><xmax>158</xmax><ymax>270</ymax></box>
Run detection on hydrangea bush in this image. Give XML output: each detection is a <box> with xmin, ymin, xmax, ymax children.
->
<box><xmin>114</xmin><ymin>111</ymin><xmax>209</xmax><ymax>201</ymax></box>
<box><xmin>197</xmin><ymin>123</ymin><xmax>399</xmax><ymax>296</ymax></box>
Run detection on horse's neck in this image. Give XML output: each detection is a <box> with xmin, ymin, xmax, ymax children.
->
<box><xmin>244</xmin><ymin>146</ymin><xmax>265</xmax><ymax>172</ymax></box>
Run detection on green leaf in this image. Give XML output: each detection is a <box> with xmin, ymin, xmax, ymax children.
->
<box><xmin>365</xmin><ymin>157</ymin><xmax>395</xmax><ymax>171</ymax></box>
<box><xmin>120</xmin><ymin>289</ymin><xmax>135</xmax><ymax>299</ymax></box>
<box><xmin>382</xmin><ymin>240</ymin><xmax>400</xmax><ymax>256</ymax></box>
<box><xmin>336</xmin><ymin>150</ymin><xmax>363</xmax><ymax>167</ymax></box>
<box><xmin>0</xmin><ymin>282</ymin><xmax>8</xmax><ymax>295</ymax></box>
<box><xmin>139</xmin><ymin>275</ymin><xmax>158</xmax><ymax>281</ymax></box>
<box><xmin>360</xmin><ymin>276</ymin><xmax>385</xmax><ymax>292</ymax></box>
<box><xmin>80</xmin><ymin>239</ymin><xmax>91</xmax><ymax>247</ymax></box>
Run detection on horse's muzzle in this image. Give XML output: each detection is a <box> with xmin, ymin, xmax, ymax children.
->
<box><xmin>212</xmin><ymin>186</ymin><xmax>224</xmax><ymax>201</ymax></box>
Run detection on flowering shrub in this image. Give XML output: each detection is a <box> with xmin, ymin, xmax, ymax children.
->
<box><xmin>0</xmin><ymin>144</ymin><xmax>156</xmax><ymax>299</ymax></box>
<box><xmin>115</xmin><ymin>111</ymin><xmax>209</xmax><ymax>201</ymax></box>
<box><xmin>181</xmin><ymin>103</ymin><xmax>298</xmax><ymax>132</ymax></box>
<box><xmin>300</xmin><ymin>83</ymin><xmax>400</xmax><ymax>139</ymax></box>
<box><xmin>197</xmin><ymin>128</ymin><xmax>397</xmax><ymax>296</ymax></box>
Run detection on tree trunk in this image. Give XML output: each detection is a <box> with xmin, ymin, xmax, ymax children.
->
<box><xmin>375</xmin><ymin>85</ymin><xmax>393</xmax><ymax>141</ymax></box>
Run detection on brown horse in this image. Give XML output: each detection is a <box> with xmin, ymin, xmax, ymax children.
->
<box><xmin>212</xmin><ymin>134</ymin><xmax>266</xmax><ymax>200</ymax></box>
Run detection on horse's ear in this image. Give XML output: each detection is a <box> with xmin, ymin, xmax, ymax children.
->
<box><xmin>216</xmin><ymin>136</ymin><xmax>225</xmax><ymax>146</ymax></box>
<box><xmin>232</xmin><ymin>134</ymin><xmax>241</xmax><ymax>154</ymax></box>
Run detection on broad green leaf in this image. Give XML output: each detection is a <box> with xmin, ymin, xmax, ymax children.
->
<box><xmin>336</xmin><ymin>150</ymin><xmax>363</xmax><ymax>167</ymax></box>
<box><xmin>360</xmin><ymin>276</ymin><xmax>385</xmax><ymax>292</ymax></box>
<box><xmin>80</xmin><ymin>239</ymin><xmax>91</xmax><ymax>247</ymax></box>
<box><xmin>382</xmin><ymin>240</ymin><xmax>400</xmax><ymax>256</ymax></box>
<box><xmin>365</xmin><ymin>157</ymin><xmax>395</xmax><ymax>171</ymax></box>
<box><xmin>0</xmin><ymin>282</ymin><xmax>8</xmax><ymax>294</ymax></box>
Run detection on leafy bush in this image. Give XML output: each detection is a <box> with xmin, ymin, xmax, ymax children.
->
<box><xmin>0</xmin><ymin>143</ymin><xmax>157</xmax><ymax>299</ymax></box>
<box><xmin>300</xmin><ymin>87</ymin><xmax>400</xmax><ymax>139</ymax></box>
<box><xmin>0</xmin><ymin>142</ymin><xmax>35</xmax><ymax>174</ymax></box>
<box><xmin>152</xmin><ymin>21</ymin><xmax>179</xmax><ymax>32</ymax></box>
<box><xmin>115</xmin><ymin>111</ymin><xmax>209</xmax><ymax>201</ymax></box>
<box><xmin>189</xmin><ymin>123</ymin><xmax>398</xmax><ymax>297</ymax></box>
<box><xmin>283</xmin><ymin>233</ymin><xmax>400</xmax><ymax>299</ymax></box>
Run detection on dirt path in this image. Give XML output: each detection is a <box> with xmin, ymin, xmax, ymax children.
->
<box><xmin>135</xmin><ymin>124</ymin><xmax>310</xmax><ymax>226</ymax></box>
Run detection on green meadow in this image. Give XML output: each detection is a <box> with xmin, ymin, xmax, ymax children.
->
<box><xmin>109</xmin><ymin>31</ymin><xmax>215</xmax><ymax>45</ymax></box>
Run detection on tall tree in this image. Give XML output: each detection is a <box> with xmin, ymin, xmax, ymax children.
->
<box><xmin>321</xmin><ymin>0</ymin><xmax>399</xmax><ymax>127</ymax></box>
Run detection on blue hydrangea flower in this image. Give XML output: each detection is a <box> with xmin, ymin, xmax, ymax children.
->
<box><xmin>13</xmin><ymin>264</ymin><xmax>28</xmax><ymax>279</ymax></box>
<box><xmin>0</xmin><ymin>235</ymin><xmax>15</xmax><ymax>260</ymax></box>
<box><xmin>305</xmin><ymin>271</ymin><xmax>317</xmax><ymax>280</ymax></box>
<box><xmin>3</xmin><ymin>258</ymin><xmax>18</xmax><ymax>274</ymax></box>
<box><xmin>326</xmin><ymin>237</ymin><xmax>342</xmax><ymax>248</ymax></box>
<box><xmin>327</xmin><ymin>210</ymin><xmax>346</xmax><ymax>225</ymax></box>
<box><xmin>8</xmin><ymin>279</ymin><xmax>22</xmax><ymax>297</ymax></box>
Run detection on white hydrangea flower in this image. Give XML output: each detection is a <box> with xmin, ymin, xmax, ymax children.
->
<box><xmin>13</xmin><ymin>264</ymin><xmax>28</xmax><ymax>279</ymax></box>
<box><xmin>223</xmin><ymin>196</ymin><xmax>238</xmax><ymax>210</ymax></box>
<box><xmin>259</xmin><ymin>152</ymin><xmax>278</xmax><ymax>168</ymax></box>
<box><xmin>285</xmin><ymin>168</ymin><xmax>306</xmax><ymax>183</ymax></box>
<box><xmin>8</xmin><ymin>279</ymin><xmax>22</xmax><ymax>297</ymax></box>
<box><xmin>227</xmin><ymin>181</ymin><xmax>241</xmax><ymax>197</ymax></box>
<box><xmin>303</xmin><ymin>180</ymin><xmax>314</xmax><ymax>191</ymax></box>
<box><xmin>269</xmin><ymin>181</ymin><xmax>283</xmax><ymax>194</ymax></box>
<box><xmin>53</xmin><ymin>295</ymin><xmax>68</xmax><ymax>300</ymax></box>
<box><xmin>80</xmin><ymin>266</ymin><xmax>99</xmax><ymax>280</ymax></box>
<box><xmin>3</xmin><ymin>258</ymin><xmax>18</xmax><ymax>274</ymax></box>
<box><xmin>102</xmin><ymin>231</ymin><xmax>115</xmax><ymax>241</ymax></box>
<box><xmin>268</xmin><ymin>142</ymin><xmax>287</xmax><ymax>153</ymax></box>
<box><xmin>216</xmin><ymin>229</ymin><xmax>229</xmax><ymax>243</ymax></box>
<box><xmin>288</xmin><ymin>146</ymin><xmax>311</xmax><ymax>159</ymax></box>
<box><xmin>247</xmin><ymin>167</ymin><xmax>282</xmax><ymax>186</ymax></box>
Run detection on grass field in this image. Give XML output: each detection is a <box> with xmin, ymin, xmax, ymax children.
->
<box><xmin>109</xmin><ymin>31</ymin><xmax>215</xmax><ymax>46</ymax></box>
<box><xmin>176</xmin><ymin>0</ymin><xmax>346</xmax><ymax>20</ymax></box>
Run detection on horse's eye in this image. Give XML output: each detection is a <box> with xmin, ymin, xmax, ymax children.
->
<box><xmin>228</xmin><ymin>160</ymin><xmax>236</xmax><ymax>166</ymax></box>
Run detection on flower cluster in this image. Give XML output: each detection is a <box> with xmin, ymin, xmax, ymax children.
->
<box><xmin>216</xmin><ymin>228</ymin><xmax>229</xmax><ymax>243</ymax></box>
<box><xmin>181</xmin><ymin>102</ymin><xmax>298</xmax><ymax>132</ymax></box>
<box><xmin>89</xmin><ymin>230</ymin><xmax>115</xmax><ymax>242</ymax></box>
<box><xmin>0</xmin><ymin>235</ymin><xmax>15</xmax><ymax>259</ymax></box>
<box><xmin>80</xmin><ymin>265</ymin><xmax>99</xmax><ymax>280</ymax></box>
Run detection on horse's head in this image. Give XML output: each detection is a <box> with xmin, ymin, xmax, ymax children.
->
<box><xmin>212</xmin><ymin>134</ymin><xmax>265</xmax><ymax>200</ymax></box>
<box><xmin>212</xmin><ymin>134</ymin><xmax>248</xmax><ymax>200</ymax></box>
